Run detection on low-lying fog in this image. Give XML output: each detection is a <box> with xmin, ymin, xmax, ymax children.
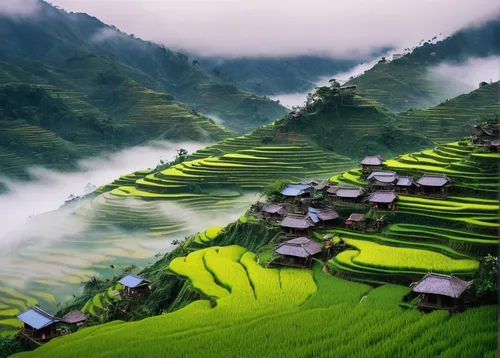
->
<box><xmin>0</xmin><ymin>141</ymin><xmax>209</xmax><ymax>242</ymax></box>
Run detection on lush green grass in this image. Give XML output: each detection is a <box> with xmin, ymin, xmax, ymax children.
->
<box><xmin>13</xmin><ymin>246</ymin><xmax>497</xmax><ymax>358</ymax></box>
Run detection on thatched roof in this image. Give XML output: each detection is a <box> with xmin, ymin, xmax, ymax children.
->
<box><xmin>416</xmin><ymin>174</ymin><xmax>450</xmax><ymax>187</ymax></box>
<box><xmin>368</xmin><ymin>191</ymin><xmax>399</xmax><ymax>203</ymax></box>
<box><xmin>280</xmin><ymin>215</ymin><xmax>315</xmax><ymax>229</ymax></box>
<box><xmin>63</xmin><ymin>311</ymin><xmax>87</xmax><ymax>324</ymax></box>
<box><xmin>274</xmin><ymin>237</ymin><xmax>323</xmax><ymax>258</ymax></box>
<box><xmin>262</xmin><ymin>204</ymin><xmax>287</xmax><ymax>215</ymax></box>
<box><xmin>411</xmin><ymin>273</ymin><xmax>472</xmax><ymax>298</ymax></box>
<box><xmin>360</xmin><ymin>155</ymin><xmax>383</xmax><ymax>166</ymax></box>
<box><xmin>367</xmin><ymin>171</ymin><xmax>397</xmax><ymax>183</ymax></box>
<box><xmin>331</xmin><ymin>186</ymin><xmax>365</xmax><ymax>198</ymax></box>
<box><xmin>347</xmin><ymin>213</ymin><xmax>365</xmax><ymax>222</ymax></box>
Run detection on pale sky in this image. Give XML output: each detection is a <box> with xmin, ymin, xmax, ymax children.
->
<box><xmin>3</xmin><ymin>0</ymin><xmax>500</xmax><ymax>58</ymax></box>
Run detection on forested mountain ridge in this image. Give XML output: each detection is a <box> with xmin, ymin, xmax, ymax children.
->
<box><xmin>347</xmin><ymin>16</ymin><xmax>500</xmax><ymax>111</ymax></box>
<box><xmin>0</xmin><ymin>0</ymin><xmax>287</xmax><ymax>132</ymax></box>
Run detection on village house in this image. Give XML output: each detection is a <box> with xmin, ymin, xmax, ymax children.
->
<box><xmin>345</xmin><ymin>213</ymin><xmax>366</xmax><ymax>231</ymax></box>
<box><xmin>416</xmin><ymin>174</ymin><xmax>451</xmax><ymax>197</ymax></box>
<box><xmin>411</xmin><ymin>273</ymin><xmax>472</xmax><ymax>312</ymax></box>
<box><xmin>307</xmin><ymin>207</ymin><xmax>339</xmax><ymax>228</ymax></box>
<box><xmin>261</xmin><ymin>203</ymin><xmax>287</xmax><ymax>220</ymax></box>
<box><xmin>279</xmin><ymin>214</ymin><xmax>315</xmax><ymax>236</ymax></box>
<box><xmin>327</xmin><ymin>186</ymin><xmax>366</xmax><ymax>204</ymax></box>
<box><xmin>118</xmin><ymin>274</ymin><xmax>151</xmax><ymax>299</ymax></box>
<box><xmin>489</xmin><ymin>139</ymin><xmax>500</xmax><ymax>152</ymax></box>
<box><xmin>471</xmin><ymin>124</ymin><xmax>498</xmax><ymax>146</ymax></box>
<box><xmin>62</xmin><ymin>311</ymin><xmax>87</xmax><ymax>330</ymax></box>
<box><xmin>273</xmin><ymin>237</ymin><xmax>323</xmax><ymax>268</ymax></box>
<box><xmin>367</xmin><ymin>171</ymin><xmax>398</xmax><ymax>191</ymax></box>
<box><xmin>281</xmin><ymin>184</ymin><xmax>313</xmax><ymax>201</ymax></box>
<box><xmin>16</xmin><ymin>307</ymin><xmax>68</xmax><ymax>346</ymax></box>
<box><xmin>360</xmin><ymin>155</ymin><xmax>384</xmax><ymax>174</ymax></box>
<box><xmin>367</xmin><ymin>191</ymin><xmax>399</xmax><ymax>210</ymax></box>
<box><xmin>395</xmin><ymin>176</ymin><xmax>415</xmax><ymax>194</ymax></box>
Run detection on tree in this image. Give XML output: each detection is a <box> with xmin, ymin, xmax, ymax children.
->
<box><xmin>259</xmin><ymin>180</ymin><xmax>292</xmax><ymax>202</ymax></box>
<box><xmin>470</xmin><ymin>254</ymin><xmax>498</xmax><ymax>304</ymax></box>
<box><xmin>81</xmin><ymin>276</ymin><xmax>105</xmax><ymax>295</ymax></box>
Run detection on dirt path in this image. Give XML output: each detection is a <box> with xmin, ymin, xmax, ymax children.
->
<box><xmin>359</xmin><ymin>287</ymin><xmax>376</xmax><ymax>303</ymax></box>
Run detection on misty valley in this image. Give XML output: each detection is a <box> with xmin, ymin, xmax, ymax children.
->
<box><xmin>0</xmin><ymin>1</ymin><xmax>499</xmax><ymax>357</ymax></box>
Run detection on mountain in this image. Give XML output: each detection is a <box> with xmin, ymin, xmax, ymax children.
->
<box><xmin>347</xmin><ymin>16</ymin><xmax>500</xmax><ymax>111</ymax></box>
<box><xmin>0</xmin><ymin>0</ymin><xmax>287</xmax><ymax>132</ymax></box>
<box><xmin>196</xmin><ymin>56</ymin><xmax>357</xmax><ymax>95</ymax></box>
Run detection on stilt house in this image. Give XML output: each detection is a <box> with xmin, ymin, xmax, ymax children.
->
<box><xmin>327</xmin><ymin>186</ymin><xmax>366</xmax><ymax>204</ymax></box>
<box><xmin>416</xmin><ymin>174</ymin><xmax>451</xmax><ymax>197</ymax></box>
<box><xmin>345</xmin><ymin>213</ymin><xmax>366</xmax><ymax>230</ymax></box>
<box><xmin>16</xmin><ymin>307</ymin><xmax>67</xmax><ymax>346</ymax></box>
<box><xmin>367</xmin><ymin>171</ymin><xmax>398</xmax><ymax>191</ymax></box>
<box><xmin>367</xmin><ymin>191</ymin><xmax>399</xmax><ymax>210</ymax></box>
<box><xmin>279</xmin><ymin>214</ymin><xmax>315</xmax><ymax>236</ymax></box>
<box><xmin>360</xmin><ymin>155</ymin><xmax>384</xmax><ymax>174</ymax></box>
<box><xmin>274</xmin><ymin>237</ymin><xmax>323</xmax><ymax>267</ymax></box>
<box><xmin>118</xmin><ymin>274</ymin><xmax>151</xmax><ymax>299</ymax></box>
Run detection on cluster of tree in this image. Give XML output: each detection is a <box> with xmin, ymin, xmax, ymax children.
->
<box><xmin>259</xmin><ymin>179</ymin><xmax>292</xmax><ymax>203</ymax></box>
<box><xmin>470</xmin><ymin>254</ymin><xmax>498</xmax><ymax>304</ymax></box>
<box><xmin>154</xmin><ymin>148</ymin><xmax>189</xmax><ymax>172</ymax></box>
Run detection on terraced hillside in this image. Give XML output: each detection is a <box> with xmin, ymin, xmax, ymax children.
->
<box><xmin>14</xmin><ymin>248</ymin><xmax>497</xmax><ymax>358</ymax></box>
<box><xmin>0</xmin><ymin>2</ymin><xmax>287</xmax><ymax>132</ymax></box>
<box><xmin>347</xmin><ymin>17</ymin><xmax>500</xmax><ymax>111</ymax></box>
<box><xmin>396</xmin><ymin>81</ymin><xmax>500</xmax><ymax>143</ymax></box>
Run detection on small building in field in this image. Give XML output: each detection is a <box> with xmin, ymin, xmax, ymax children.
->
<box><xmin>471</xmin><ymin>124</ymin><xmax>497</xmax><ymax>146</ymax></box>
<box><xmin>118</xmin><ymin>274</ymin><xmax>151</xmax><ymax>299</ymax></box>
<box><xmin>368</xmin><ymin>191</ymin><xmax>399</xmax><ymax>210</ymax></box>
<box><xmin>261</xmin><ymin>203</ymin><xmax>287</xmax><ymax>220</ymax></box>
<box><xmin>62</xmin><ymin>311</ymin><xmax>87</xmax><ymax>330</ymax></box>
<box><xmin>279</xmin><ymin>214</ymin><xmax>315</xmax><ymax>236</ymax></box>
<box><xmin>411</xmin><ymin>273</ymin><xmax>472</xmax><ymax>312</ymax></box>
<box><xmin>360</xmin><ymin>155</ymin><xmax>384</xmax><ymax>173</ymax></box>
<box><xmin>274</xmin><ymin>237</ymin><xmax>323</xmax><ymax>267</ymax></box>
<box><xmin>327</xmin><ymin>186</ymin><xmax>366</xmax><ymax>203</ymax></box>
<box><xmin>367</xmin><ymin>171</ymin><xmax>398</xmax><ymax>191</ymax></box>
<box><xmin>281</xmin><ymin>184</ymin><xmax>313</xmax><ymax>201</ymax></box>
<box><xmin>307</xmin><ymin>207</ymin><xmax>339</xmax><ymax>228</ymax></box>
<box><xmin>16</xmin><ymin>307</ymin><xmax>67</xmax><ymax>346</ymax></box>
<box><xmin>416</xmin><ymin>174</ymin><xmax>451</xmax><ymax>197</ymax></box>
<box><xmin>345</xmin><ymin>213</ymin><xmax>366</xmax><ymax>231</ymax></box>
<box><xmin>395</xmin><ymin>176</ymin><xmax>415</xmax><ymax>194</ymax></box>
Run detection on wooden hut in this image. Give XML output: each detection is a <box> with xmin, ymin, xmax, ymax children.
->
<box><xmin>395</xmin><ymin>176</ymin><xmax>415</xmax><ymax>194</ymax></box>
<box><xmin>327</xmin><ymin>186</ymin><xmax>366</xmax><ymax>204</ymax></box>
<box><xmin>360</xmin><ymin>155</ymin><xmax>383</xmax><ymax>174</ymax></box>
<box><xmin>411</xmin><ymin>273</ymin><xmax>472</xmax><ymax>312</ymax></box>
<box><xmin>368</xmin><ymin>191</ymin><xmax>399</xmax><ymax>210</ymax></box>
<box><xmin>367</xmin><ymin>171</ymin><xmax>398</xmax><ymax>191</ymax></box>
<box><xmin>261</xmin><ymin>203</ymin><xmax>287</xmax><ymax>220</ymax></box>
<box><xmin>345</xmin><ymin>213</ymin><xmax>366</xmax><ymax>230</ymax></box>
<box><xmin>274</xmin><ymin>237</ymin><xmax>323</xmax><ymax>267</ymax></box>
<box><xmin>62</xmin><ymin>311</ymin><xmax>87</xmax><ymax>330</ymax></box>
<box><xmin>471</xmin><ymin>124</ymin><xmax>497</xmax><ymax>146</ymax></box>
<box><xmin>416</xmin><ymin>174</ymin><xmax>451</xmax><ymax>197</ymax></box>
<box><xmin>280</xmin><ymin>184</ymin><xmax>313</xmax><ymax>201</ymax></box>
<box><xmin>118</xmin><ymin>274</ymin><xmax>151</xmax><ymax>299</ymax></box>
<box><xmin>279</xmin><ymin>214</ymin><xmax>315</xmax><ymax>236</ymax></box>
<box><xmin>307</xmin><ymin>207</ymin><xmax>339</xmax><ymax>228</ymax></box>
<box><xmin>16</xmin><ymin>307</ymin><xmax>68</xmax><ymax>346</ymax></box>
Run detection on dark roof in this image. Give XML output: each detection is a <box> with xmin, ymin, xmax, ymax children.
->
<box><xmin>396</xmin><ymin>176</ymin><xmax>414</xmax><ymax>186</ymax></box>
<box><xmin>347</xmin><ymin>213</ymin><xmax>365</xmax><ymax>222</ymax></box>
<box><xmin>474</xmin><ymin>125</ymin><xmax>494</xmax><ymax>136</ymax></box>
<box><xmin>416</xmin><ymin>174</ymin><xmax>450</xmax><ymax>187</ymax></box>
<box><xmin>360</xmin><ymin>155</ymin><xmax>383</xmax><ymax>166</ymax></box>
<box><xmin>63</xmin><ymin>311</ymin><xmax>87</xmax><ymax>324</ymax></box>
<box><xmin>411</xmin><ymin>273</ymin><xmax>472</xmax><ymax>298</ymax></box>
<box><xmin>368</xmin><ymin>191</ymin><xmax>399</xmax><ymax>203</ymax></box>
<box><xmin>118</xmin><ymin>274</ymin><xmax>151</xmax><ymax>289</ymax></box>
<box><xmin>367</xmin><ymin>171</ymin><xmax>397</xmax><ymax>183</ymax></box>
<box><xmin>326</xmin><ymin>186</ymin><xmax>339</xmax><ymax>194</ymax></box>
<box><xmin>280</xmin><ymin>215</ymin><xmax>315</xmax><ymax>229</ymax></box>
<box><xmin>262</xmin><ymin>204</ymin><xmax>286</xmax><ymax>215</ymax></box>
<box><xmin>314</xmin><ymin>183</ymin><xmax>327</xmax><ymax>191</ymax></box>
<box><xmin>274</xmin><ymin>237</ymin><xmax>323</xmax><ymax>258</ymax></box>
<box><xmin>332</xmin><ymin>186</ymin><xmax>365</xmax><ymax>198</ymax></box>
<box><xmin>17</xmin><ymin>307</ymin><xmax>60</xmax><ymax>330</ymax></box>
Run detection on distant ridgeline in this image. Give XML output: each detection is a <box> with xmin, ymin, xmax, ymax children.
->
<box><xmin>347</xmin><ymin>17</ymin><xmax>500</xmax><ymax>112</ymax></box>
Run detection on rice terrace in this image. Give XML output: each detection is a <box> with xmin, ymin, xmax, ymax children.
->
<box><xmin>0</xmin><ymin>1</ymin><xmax>499</xmax><ymax>357</ymax></box>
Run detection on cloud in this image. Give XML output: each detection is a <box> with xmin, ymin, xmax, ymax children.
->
<box><xmin>51</xmin><ymin>0</ymin><xmax>500</xmax><ymax>58</ymax></box>
<box><xmin>90</xmin><ymin>27</ymin><xmax>123</xmax><ymax>43</ymax></box>
<box><xmin>427</xmin><ymin>56</ymin><xmax>500</xmax><ymax>89</ymax></box>
<box><xmin>0</xmin><ymin>140</ymin><xmax>210</xmax><ymax>243</ymax></box>
<box><xmin>0</xmin><ymin>0</ymin><xmax>41</xmax><ymax>17</ymax></box>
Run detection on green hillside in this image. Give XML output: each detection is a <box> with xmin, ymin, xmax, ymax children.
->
<box><xmin>0</xmin><ymin>1</ymin><xmax>287</xmax><ymax>132</ymax></box>
<box><xmin>396</xmin><ymin>81</ymin><xmax>500</xmax><ymax>143</ymax></box>
<box><xmin>347</xmin><ymin>17</ymin><xmax>500</xmax><ymax>111</ymax></box>
<box><xmin>9</xmin><ymin>137</ymin><xmax>498</xmax><ymax>357</ymax></box>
